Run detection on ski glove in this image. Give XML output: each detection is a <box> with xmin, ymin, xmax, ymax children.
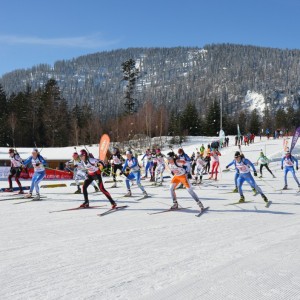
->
<box><xmin>297</xmin><ymin>166</ymin><xmax>299</xmax><ymax>171</ymax></box>
<box><xmin>254</xmin><ymin>171</ymin><xmax>257</xmax><ymax>176</ymax></box>
<box><xmin>281</xmin><ymin>166</ymin><xmax>283</xmax><ymax>170</ymax></box>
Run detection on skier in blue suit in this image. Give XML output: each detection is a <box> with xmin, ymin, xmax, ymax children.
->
<box><xmin>22</xmin><ymin>149</ymin><xmax>47</xmax><ymax>200</ymax></box>
<box><xmin>281</xmin><ymin>150</ymin><xmax>299</xmax><ymax>191</ymax></box>
<box><xmin>229</xmin><ymin>151</ymin><xmax>269</xmax><ymax>205</ymax></box>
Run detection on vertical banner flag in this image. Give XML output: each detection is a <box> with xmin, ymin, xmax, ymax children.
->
<box><xmin>290</xmin><ymin>126</ymin><xmax>300</xmax><ymax>154</ymax></box>
<box><xmin>237</xmin><ymin>124</ymin><xmax>241</xmax><ymax>140</ymax></box>
<box><xmin>99</xmin><ymin>134</ymin><xmax>110</xmax><ymax>161</ymax></box>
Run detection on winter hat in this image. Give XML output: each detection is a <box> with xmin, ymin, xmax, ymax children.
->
<box><xmin>234</xmin><ymin>151</ymin><xmax>241</xmax><ymax>158</ymax></box>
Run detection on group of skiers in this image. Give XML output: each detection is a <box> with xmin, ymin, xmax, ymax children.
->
<box><xmin>4</xmin><ymin>141</ymin><xmax>300</xmax><ymax>212</ymax></box>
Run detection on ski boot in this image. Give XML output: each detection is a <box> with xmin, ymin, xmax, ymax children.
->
<box><xmin>33</xmin><ymin>194</ymin><xmax>40</xmax><ymax>201</ymax></box>
<box><xmin>232</xmin><ymin>187</ymin><xmax>238</xmax><ymax>193</ymax></box>
<box><xmin>74</xmin><ymin>189</ymin><xmax>81</xmax><ymax>194</ymax></box>
<box><xmin>111</xmin><ymin>201</ymin><xmax>117</xmax><ymax>209</ymax></box>
<box><xmin>18</xmin><ymin>190</ymin><xmax>24</xmax><ymax>194</ymax></box>
<box><xmin>239</xmin><ymin>195</ymin><xmax>245</xmax><ymax>203</ymax></box>
<box><xmin>197</xmin><ymin>200</ymin><xmax>205</xmax><ymax>211</ymax></box>
<box><xmin>258</xmin><ymin>175</ymin><xmax>262</xmax><ymax>178</ymax></box>
<box><xmin>171</xmin><ymin>201</ymin><xmax>178</xmax><ymax>210</ymax></box>
<box><xmin>282</xmin><ymin>185</ymin><xmax>288</xmax><ymax>190</ymax></box>
<box><xmin>124</xmin><ymin>191</ymin><xmax>132</xmax><ymax>197</ymax></box>
<box><xmin>142</xmin><ymin>191</ymin><xmax>149</xmax><ymax>198</ymax></box>
<box><xmin>24</xmin><ymin>192</ymin><xmax>32</xmax><ymax>198</ymax></box>
<box><xmin>94</xmin><ymin>186</ymin><xmax>99</xmax><ymax>192</ymax></box>
<box><xmin>80</xmin><ymin>202</ymin><xmax>89</xmax><ymax>208</ymax></box>
<box><xmin>262</xmin><ymin>194</ymin><xmax>268</xmax><ymax>203</ymax></box>
<box><xmin>272</xmin><ymin>174</ymin><xmax>276</xmax><ymax>178</ymax></box>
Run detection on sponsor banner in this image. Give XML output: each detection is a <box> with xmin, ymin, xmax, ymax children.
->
<box><xmin>20</xmin><ymin>168</ymin><xmax>73</xmax><ymax>180</ymax></box>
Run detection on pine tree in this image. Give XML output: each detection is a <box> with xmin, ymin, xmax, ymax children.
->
<box><xmin>249</xmin><ymin>109</ymin><xmax>261</xmax><ymax>134</ymax></box>
<box><xmin>275</xmin><ymin>108</ymin><xmax>286</xmax><ymax>129</ymax></box>
<box><xmin>180</xmin><ymin>102</ymin><xmax>201</xmax><ymax>135</ymax></box>
<box><xmin>205</xmin><ymin>99</ymin><xmax>220</xmax><ymax>136</ymax></box>
<box><xmin>262</xmin><ymin>107</ymin><xmax>273</xmax><ymax>133</ymax></box>
<box><xmin>39</xmin><ymin>79</ymin><xmax>70</xmax><ymax>146</ymax></box>
<box><xmin>121</xmin><ymin>59</ymin><xmax>139</xmax><ymax>115</ymax></box>
<box><xmin>168</xmin><ymin>109</ymin><xmax>181</xmax><ymax>136</ymax></box>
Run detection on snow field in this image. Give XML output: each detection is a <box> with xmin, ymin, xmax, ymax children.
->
<box><xmin>0</xmin><ymin>137</ymin><xmax>300</xmax><ymax>299</ymax></box>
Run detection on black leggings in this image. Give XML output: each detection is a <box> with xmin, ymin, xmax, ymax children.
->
<box><xmin>83</xmin><ymin>173</ymin><xmax>114</xmax><ymax>204</ymax></box>
<box><xmin>260</xmin><ymin>164</ymin><xmax>273</xmax><ymax>175</ymax></box>
<box><xmin>8</xmin><ymin>167</ymin><xmax>22</xmax><ymax>189</ymax></box>
<box><xmin>112</xmin><ymin>164</ymin><xmax>123</xmax><ymax>182</ymax></box>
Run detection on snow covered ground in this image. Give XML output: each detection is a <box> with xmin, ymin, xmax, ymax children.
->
<box><xmin>1</xmin><ymin>137</ymin><xmax>300</xmax><ymax>300</ymax></box>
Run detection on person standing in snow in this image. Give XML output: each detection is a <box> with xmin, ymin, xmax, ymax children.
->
<box><xmin>257</xmin><ymin>151</ymin><xmax>275</xmax><ymax>178</ymax></box>
<box><xmin>141</xmin><ymin>149</ymin><xmax>153</xmax><ymax>179</ymax></box>
<box><xmin>209</xmin><ymin>148</ymin><xmax>221</xmax><ymax>180</ymax></box>
<box><xmin>79</xmin><ymin>149</ymin><xmax>116</xmax><ymax>208</ymax></box>
<box><xmin>121</xmin><ymin>150</ymin><xmax>148</xmax><ymax>198</ymax></box>
<box><xmin>6</xmin><ymin>148</ymin><xmax>24</xmax><ymax>193</ymax></box>
<box><xmin>166</xmin><ymin>151</ymin><xmax>205</xmax><ymax>212</ymax></box>
<box><xmin>22</xmin><ymin>148</ymin><xmax>47</xmax><ymax>200</ymax></box>
<box><xmin>65</xmin><ymin>152</ymin><xmax>99</xmax><ymax>194</ymax></box>
<box><xmin>193</xmin><ymin>152</ymin><xmax>207</xmax><ymax>184</ymax></box>
<box><xmin>154</xmin><ymin>149</ymin><xmax>166</xmax><ymax>186</ymax></box>
<box><xmin>109</xmin><ymin>147</ymin><xmax>124</xmax><ymax>188</ymax></box>
<box><xmin>281</xmin><ymin>150</ymin><xmax>300</xmax><ymax>191</ymax></box>
<box><xmin>229</xmin><ymin>151</ymin><xmax>269</xmax><ymax>205</ymax></box>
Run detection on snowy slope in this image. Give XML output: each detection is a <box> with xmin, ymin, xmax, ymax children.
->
<box><xmin>0</xmin><ymin>137</ymin><xmax>300</xmax><ymax>300</ymax></box>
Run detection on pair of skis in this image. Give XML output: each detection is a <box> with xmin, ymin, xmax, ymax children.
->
<box><xmin>148</xmin><ymin>206</ymin><xmax>209</xmax><ymax>217</ymax></box>
<box><xmin>225</xmin><ymin>200</ymin><xmax>272</xmax><ymax>208</ymax></box>
<box><xmin>49</xmin><ymin>204</ymin><xmax>129</xmax><ymax>216</ymax></box>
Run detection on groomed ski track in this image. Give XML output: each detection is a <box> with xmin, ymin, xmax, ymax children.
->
<box><xmin>0</xmin><ymin>137</ymin><xmax>300</xmax><ymax>300</ymax></box>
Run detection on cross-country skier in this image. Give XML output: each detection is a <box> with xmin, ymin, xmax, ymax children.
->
<box><xmin>166</xmin><ymin>151</ymin><xmax>205</xmax><ymax>211</ymax></box>
<box><xmin>209</xmin><ymin>148</ymin><xmax>221</xmax><ymax>180</ymax></box>
<box><xmin>230</xmin><ymin>151</ymin><xmax>269</xmax><ymax>205</ymax></box>
<box><xmin>141</xmin><ymin>149</ymin><xmax>153</xmax><ymax>179</ymax></box>
<box><xmin>281</xmin><ymin>150</ymin><xmax>300</xmax><ymax>190</ymax></box>
<box><xmin>257</xmin><ymin>151</ymin><xmax>275</xmax><ymax>178</ymax></box>
<box><xmin>199</xmin><ymin>144</ymin><xmax>205</xmax><ymax>155</ymax></box>
<box><xmin>121</xmin><ymin>150</ymin><xmax>148</xmax><ymax>197</ymax></box>
<box><xmin>65</xmin><ymin>152</ymin><xmax>99</xmax><ymax>193</ymax></box>
<box><xmin>177</xmin><ymin>148</ymin><xmax>192</xmax><ymax>178</ymax></box>
<box><xmin>22</xmin><ymin>149</ymin><xmax>47</xmax><ymax>200</ymax></box>
<box><xmin>193</xmin><ymin>152</ymin><xmax>207</xmax><ymax>184</ymax></box>
<box><xmin>154</xmin><ymin>149</ymin><xmax>166</xmax><ymax>186</ymax></box>
<box><xmin>79</xmin><ymin>149</ymin><xmax>116</xmax><ymax>208</ymax></box>
<box><xmin>204</xmin><ymin>144</ymin><xmax>211</xmax><ymax>173</ymax></box>
<box><xmin>150</xmin><ymin>148</ymin><xmax>158</xmax><ymax>182</ymax></box>
<box><xmin>5</xmin><ymin>148</ymin><xmax>24</xmax><ymax>193</ymax></box>
<box><xmin>109</xmin><ymin>147</ymin><xmax>124</xmax><ymax>188</ymax></box>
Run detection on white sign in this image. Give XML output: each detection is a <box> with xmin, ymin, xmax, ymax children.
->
<box><xmin>0</xmin><ymin>167</ymin><xmax>10</xmax><ymax>178</ymax></box>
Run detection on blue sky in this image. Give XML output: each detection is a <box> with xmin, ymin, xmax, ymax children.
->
<box><xmin>0</xmin><ymin>0</ymin><xmax>299</xmax><ymax>75</ymax></box>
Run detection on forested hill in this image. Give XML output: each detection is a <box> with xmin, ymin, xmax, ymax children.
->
<box><xmin>1</xmin><ymin>44</ymin><xmax>300</xmax><ymax>119</ymax></box>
